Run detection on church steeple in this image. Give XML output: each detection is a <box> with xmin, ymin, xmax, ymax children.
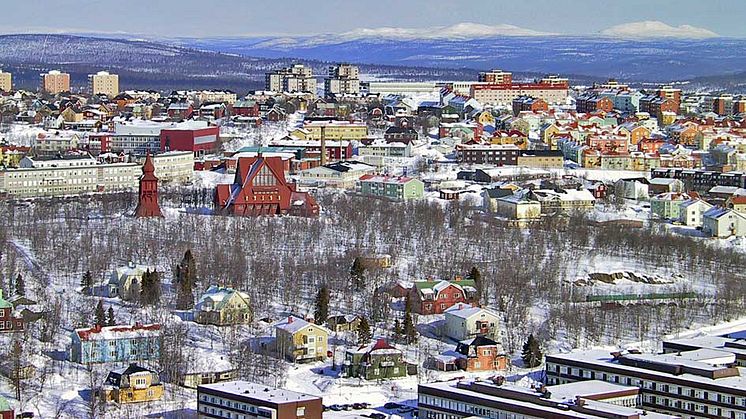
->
<box><xmin>135</xmin><ymin>153</ymin><xmax>163</xmax><ymax>218</ymax></box>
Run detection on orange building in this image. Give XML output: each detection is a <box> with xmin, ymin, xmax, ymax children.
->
<box><xmin>41</xmin><ymin>70</ymin><xmax>70</xmax><ymax>94</ymax></box>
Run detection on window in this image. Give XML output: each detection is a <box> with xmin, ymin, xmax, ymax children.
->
<box><xmin>296</xmin><ymin>407</ymin><xmax>306</xmax><ymax>416</ymax></box>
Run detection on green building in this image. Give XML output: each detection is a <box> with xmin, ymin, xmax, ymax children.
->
<box><xmin>357</xmin><ymin>175</ymin><xmax>424</xmax><ymax>200</ymax></box>
<box><xmin>343</xmin><ymin>339</ymin><xmax>409</xmax><ymax>380</ymax></box>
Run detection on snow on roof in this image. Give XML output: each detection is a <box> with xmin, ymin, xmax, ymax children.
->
<box><xmin>199</xmin><ymin>381</ymin><xmax>320</xmax><ymax>403</ymax></box>
<box><xmin>547</xmin><ymin>349</ymin><xmax>746</xmax><ymax>391</ymax></box>
<box><xmin>274</xmin><ymin>316</ymin><xmax>329</xmax><ymax>335</ymax></box>
<box><xmin>75</xmin><ymin>323</ymin><xmax>161</xmax><ymax>341</ymax></box>
<box><xmin>546</xmin><ymin>380</ymin><xmax>638</xmax><ymax>402</ymax></box>
<box><xmin>444</xmin><ymin>304</ymin><xmax>497</xmax><ymax>320</ymax></box>
<box><xmin>195</xmin><ymin>285</ymin><xmax>250</xmax><ymax>312</ymax></box>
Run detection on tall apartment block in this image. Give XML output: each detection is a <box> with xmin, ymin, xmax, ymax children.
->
<box><xmin>89</xmin><ymin>71</ymin><xmax>119</xmax><ymax>97</ymax></box>
<box><xmin>0</xmin><ymin>70</ymin><xmax>11</xmax><ymax>92</ymax></box>
<box><xmin>265</xmin><ymin>64</ymin><xmax>317</xmax><ymax>94</ymax></box>
<box><xmin>324</xmin><ymin>63</ymin><xmax>360</xmax><ymax>97</ymax></box>
<box><xmin>41</xmin><ymin>70</ymin><xmax>70</xmax><ymax>94</ymax></box>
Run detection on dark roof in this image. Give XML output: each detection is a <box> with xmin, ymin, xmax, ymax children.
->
<box><xmin>456</xmin><ymin>336</ymin><xmax>500</xmax><ymax>356</ymax></box>
<box><xmin>518</xmin><ymin>150</ymin><xmax>564</xmax><ymax>158</ymax></box>
<box><xmin>105</xmin><ymin>364</ymin><xmax>156</xmax><ymax>388</ymax></box>
<box><xmin>385</xmin><ymin>126</ymin><xmax>417</xmax><ymax>135</ymax></box>
<box><xmin>484</xmin><ymin>188</ymin><xmax>514</xmax><ymax>199</ymax></box>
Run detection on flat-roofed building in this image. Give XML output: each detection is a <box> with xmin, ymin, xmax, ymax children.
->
<box><xmin>198</xmin><ymin>381</ymin><xmax>322</xmax><ymax>419</ymax></box>
<box><xmin>419</xmin><ymin>379</ymin><xmax>677</xmax><ymax>419</ymax></box>
<box><xmin>89</xmin><ymin>71</ymin><xmax>119</xmax><ymax>97</ymax></box>
<box><xmin>546</xmin><ymin>348</ymin><xmax>746</xmax><ymax>418</ymax></box>
<box><xmin>41</xmin><ymin>70</ymin><xmax>70</xmax><ymax>94</ymax></box>
<box><xmin>0</xmin><ymin>70</ymin><xmax>11</xmax><ymax>92</ymax></box>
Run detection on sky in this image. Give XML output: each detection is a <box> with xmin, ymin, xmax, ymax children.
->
<box><xmin>0</xmin><ymin>0</ymin><xmax>742</xmax><ymax>38</ymax></box>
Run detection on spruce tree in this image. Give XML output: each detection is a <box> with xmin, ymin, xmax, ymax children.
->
<box><xmin>175</xmin><ymin>250</ymin><xmax>196</xmax><ymax>310</ymax></box>
<box><xmin>314</xmin><ymin>285</ymin><xmax>330</xmax><ymax>325</ymax></box>
<box><xmin>403</xmin><ymin>295</ymin><xmax>418</xmax><ymax>344</ymax></box>
<box><xmin>357</xmin><ymin>316</ymin><xmax>372</xmax><ymax>345</ymax></box>
<box><xmin>392</xmin><ymin>319</ymin><xmax>403</xmax><ymax>343</ymax></box>
<box><xmin>14</xmin><ymin>274</ymin><xmax>24</xmax><ymax>296</ymax></box>
<box><xmin>521</xmin><ymin>334</ymin><xmax>543</xmax><ymax>368</ymax></box>
<box><xmin>350</xmin><ymin>257</ymin><xmax>365</xmax><ymax>289</ymax></box>
<box><xmin>468</xmin><ymin>266</ymin><xmax>483</xmax><ymax>302</ymax></box>
<box><xmin>94</xmin><ymin>299</ymin><xmax>106</xmax><ymax>327</ymax></box>
<box><xmin>106</xmin><ymin>306</ymin><xmax>116</xmax><ymax>326</ymax></box>
<box><xmin>80</xmin><ymin>270</ymin><xmax>93</xmax><ymax>294</ymax></box>
<box><xmin>140</xmin><ymin>269</ymin><xmax>161</xmax><ymax>306</ymax></box>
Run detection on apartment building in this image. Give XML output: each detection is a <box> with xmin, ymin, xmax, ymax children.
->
<box><xmin>0</xmin><ymin>70</ymin><xmax>11</xmax><ymax>92</ymax></box>
<box><xmin>146</xmin><ymin>151</ymin><xmax>194</xmax><ymax>184</ymax></box>
<box><xmin>299</xmin><ymin>120</ymin><xmax>369</xmax><ymax>142</ymax></box>
<box><xmin>89</xmin><ymin>71</ymin><xmax>119</xmax><ymax>97</ymax></box>
<box><xmin>472</xmin><ymin>80</ymin><xmax>569</xmax><ymax>106</ymax></box>
<box><xmin>0</xmin><ymin>156</ymin><xmax>140</xmax><ymax>198</ymax></box>
<box><xmin>324</xmin><ymin>63</ymin><xmax>360</xmax><ymax>96</ymax></box>
<box><xmin>478</xmin><ymin>69</ymin><xmax>513</xmax><ymax>84</ymax></box>
<box><xmin>418</xmin><ymin>379</ymin><xmax>677</xmax><ymax>419</ymax></box>
<box><xmin>265</xmin><ymin>64</ymin><xmax>317</xmax><ymax>94</ymax></box>
<box><xmin>546</xmin><ymin>349</ymin><xmax>746</xmax><ymax>418</ymax></box>
<box><xmin>457</xmin><ymin>144</ymin><xmax>521</xmax><ymax>166</ymax></box>
<box><xmin>357</xmin><ymin>175</ymin><xmax>424</xmax><ymax>200</ymax></box>
<box><xmin>197</xmin><ymin>381</ymin><xmax>322</xmax><ymax>419</ymax></box>
<box><xmin>41</xmin><ymin>70</ymin><xmax>70</xmax><ymax>94</ymax></box>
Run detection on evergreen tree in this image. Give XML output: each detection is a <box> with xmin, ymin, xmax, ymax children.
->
<box><xmin>94</xmin><ymin>299</ymin><xmax>105</xmax><ymax>327</ymax></box>
<box><xmin>350</xmin><ymin>257</ymin><xmax>365</xmax><ymax>289</ymax></box>
<box><xmin>313</xmin><ymin>285</ymin><xmax>330</xmax><ymax>325</ymax></box>
<box><xmin>14</xmin><ymin>274</ymin><xmax>24</xmax><ymax>296</ymax></box>
<box><xmin>468</xmin><ymin>266</ymin><xmax>483</xmax><ymax>302</ymax></box>
<box><xmin>521</xmin><ymin>334</ymin><xmax>543</xmax><ymax>368</ymax></box>
<box><xmin>80</xmin><ymin>270</ymin><xmax>93</xmax><ymax>294</ymax></box>
<box><xmin>402</xmin><ymin>295</ymin><xmax>418</xmax><ymax>344</ymax></box>
<box><xmin>106</xmin><ymin>306</ymin><xmax>116</xmax><ymax>327</ymax></box>
<box><xmin>357</xmin><ymin>316</ymin><xmax>372</xmax><ymax>345</ymax></box>
<box><xmin>392</xmin><ymin>319</ymin><xmax>403</xmax><ymax>343</ymax></box>
<box><xmin>175</xmin><ymin>250</ymin><xmax>196</xmax><ymax>310</ymax></box>
<box><xmin>140</xmin><ymin>269</ymin><xmax>162</xmax><ymax>306</ymax></box>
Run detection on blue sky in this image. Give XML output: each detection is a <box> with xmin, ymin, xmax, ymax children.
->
<box><xmin>0</xmin><ymin>0</ymin><xmax>741</xmax><ymax>37</ymax></box>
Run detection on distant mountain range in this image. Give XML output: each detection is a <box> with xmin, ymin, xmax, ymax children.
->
<box><xmin>172</xmin><ymin>34</ymin><xmax>746</xmax><ymax>84</ymax></box>
<box><xmin>0</xmin><ymin>32</ymin><xmax>745</xmax><ymax>93</ymax></box>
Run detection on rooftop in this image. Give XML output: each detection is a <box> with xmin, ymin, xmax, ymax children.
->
<box><xmin>199</xmin><ymin>381</ymin><xmax>320</xmax><ymax>404</ymax></box>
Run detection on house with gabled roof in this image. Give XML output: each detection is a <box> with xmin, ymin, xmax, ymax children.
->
<box><xmin>274</xmin><ymin>316</ymin><xmax>330</xmax><ymax>363</ymax></box>
<box><xmin>444</xmin><ymin>304</ymin><xmax>502</xmax><ymax>342</ymax></box>
<box><xmin>703</xmin><ymin>207</ymin><xmax>746</xmax><ymax>238</ymax></box>
<box><xmin>0</xmin><ymin>289</ymin><xmax>24</xmax><ymax>333</ymax></box>
<box><xmin>435</xmin><ymin>336</ymin><xmax>508</xmax><ymax>372</ymax></box>
<box><xmin>194</xmin><ymin>285</ymin><xmax>252</xmax><ymax>326</ymax></box>
<box><xmin>101</xmin><ymin>363</ymin><xmax>163</xmax><ymax>404</ymax></box>
<box><xmin>679</xmin><ymin>199</ymin><xmax>713</xmax><ymax>227</ymax></box>
<box><xmin>410</xmin><ymin>277</ymin><xmax>478</xmax><ymax>315</ymax></box>
<box><xmin>343</xmin><ymin>338</ymin><xmax>411</xmax><ymax>380</ymax></box>
<box><xmin>94</xmin><ymin>262</ymin><xmax>156</xmax><ymax>300</ymax></box>
<box><xmin>69</xmin><ymin>323</ymin><xmax>161</xmax><ymax>364</ymax></box>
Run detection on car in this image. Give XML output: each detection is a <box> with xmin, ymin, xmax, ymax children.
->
<box><xmin>398</xmin><ymin>406</ymin><xmax>414</xmax><ymax>413</ymax></box>
<box><xmin>384</xmin><ymin>402</ymin><xmax>401</xmax><ymax>410</ymax></box>
<box><xmin>330</xmin><ymin>404</ymin><xmax>343</xmax><ymax>411</ymax></box>
<box><xmin>19</xmin><ymin>413</ymin><xmax>34</xmax><ymax>419</ymax></box>
<box><xmin>342</xmin><ymin>404</ymin><xmax>352</xmax><ymax>410</ymax></box>
<box><xmin>369</xmin><ymin>414</ymin><xmax>386</xmax><ymax>419</ymax></box>
<box><xmin>352</xmin><ymin>403</ymin><xmax>365</xmax><ymax>410</ymax></box>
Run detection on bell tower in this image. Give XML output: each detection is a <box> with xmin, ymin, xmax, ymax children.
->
<box><xmin>135</xmin><ymin>153</ymin><xmax>163</xmax><ymax>217</ymax></box>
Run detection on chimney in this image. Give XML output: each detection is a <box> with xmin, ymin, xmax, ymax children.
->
<box><xmin>134</xmin><ymin>321</ymin><xmax>142</xmax><ymax>328</ymax></box>
<box><xmin>575</xmin><ymin>396</ymin><xmax>585</xmax><ymax>407</ymax></box>
<box><xmin>288</xmin><ymin>316</ymin><xmax>293</xmax><ymax>324</ymax></box>
<box><xmin>93</xmin><ymin>324</ymin><xmax>102</xmax><ymax>333</ymax></box>
<box><xmin>454</xmin><ymin>275</ymin><xmax>462</xmax><ymax>282</ymax></box>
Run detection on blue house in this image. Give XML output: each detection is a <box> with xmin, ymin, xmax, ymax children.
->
<box><xmin>69</xmin><ymin>323</ymin><xmax>161</xmax><ymax>364</ymax></box>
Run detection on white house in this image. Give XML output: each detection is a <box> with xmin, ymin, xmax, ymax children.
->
<box><xmin>614</xmin><ymin>178</ymin><xmax>649</xmax><ymax>200</ymax></box>
<box><xmin>298</xmin><ymin>160</ymin><xmax>376</xmax><ymax>189</ymax></box>
<box><xmin>443</xmin><ymin>304</ymin><xmax>502</xmax><ymax>342</ymax></box>
<box><xmin>105</xmin><ymin>263</ymin><xmax>156</xmax><ymax>300</ymax></box>
<box><xmin>703</xmin><ymin>207</ymin><xmax>746</xmax><ymax>238</ymax></box>
<box><xmin>678</xmin><ymin>199</ymin><xmax>713</xmax><ymax>227</ymax></box>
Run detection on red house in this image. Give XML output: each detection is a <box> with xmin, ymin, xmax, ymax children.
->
<box><xmin>409</xmin><ymin>277</ymin><xmax>478</xmax><ymax>315</ymax></box>
<box><xmin>214</xmin><ymin>156</ymin><xmax>319</xmax><ymax>217</ymax></box>
<box><xmin>0</xmin><ymin>289</ymin><xmax>24</xmax><ymax>333</ymax></box>
<box><xmin>160</xmin><ymin>125</ymin><xmax>219</xmax><ymax>155</ymax></box>
<box><xmin>233</xmin><ymin>99</ymin><xmax>260</xmax><ymax>117</ymax></box>
<box><xmin>0</xmin><ymin>395</ymin><xmax>13</xmax><ymax>419</ymax></box>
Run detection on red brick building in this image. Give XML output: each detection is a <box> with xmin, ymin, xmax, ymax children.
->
<box><xmin>233</xmin><ymin>99</ymin><xmax>261</xmax><ymax>117</ymax></box>
<box><xmin>576</xmin><ymin>94</ymin><xmax>614</xmax><ymax>114</ymax></box>
<box><xmin>409</xmin><ymin>278</ymin><xmax>478</xmax><ymax>315</ymax></box>
<box><xmin>214</xmin><ymin>156</ymin><xmax>319</xmax><ymax>217</ymax></box>
<box><xmin>454</xmin><ymin>336</ymin><xmax>508</xmax><ymax>372</ymax></box>
<box><xmin>512</xmin><ymin>96</ymin><xmax>548</xmax><ymax>116</ymax></box>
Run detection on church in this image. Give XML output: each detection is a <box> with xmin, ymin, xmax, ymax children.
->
<box><xmin>214</xmin><ymin>156</ymin><xmax>319</xmax><ymax>217</ymax></box>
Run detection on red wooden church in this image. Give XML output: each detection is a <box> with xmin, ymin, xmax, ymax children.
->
<box><xmin>214</xmin><ymin>156</ymin><xmax>319</xmax><ymax>217</ymax></box>
<box><xmin>135</xmin><ymin>153</ymin><xmax>163</xmax><ymax>218</ymax></box>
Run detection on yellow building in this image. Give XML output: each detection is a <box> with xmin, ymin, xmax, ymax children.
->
<box><xmin>516</xmin><ymin>151</ymin><xmax>564</xmax><ymax>168</ymax></box>
<box><xmin>41</xmin><ymin>70</ymin><xmax>70</xmax><ymax>94</ymax></box>
<box><xmin>0</xmin><ymin>70</ymin><xmax>11</xmax><ymax>92</ymax></box>
<box><xmin>302</xmin><ymin>120</ymin><xmax>368</xmax><ymax>141</ymax></box>
<box><xmin>89</xmin><ymin>71</ymin><xmax>119</xmax><ymax>97</ymax></box>
<box><xmin>275</xmin><ymin>316</ymin><xmax>330</xmax><ymax>363</ymax></box>
<box><xmin>101</xmin><ymin>364</ymin><xmax>164</xmax><ymax>404</ymax></box>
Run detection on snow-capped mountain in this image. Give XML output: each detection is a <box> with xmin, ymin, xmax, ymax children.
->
<box><xmin>600</xmin><ymin>21</ymin><xmax>719</xmax><ymax>39</ymax></box>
